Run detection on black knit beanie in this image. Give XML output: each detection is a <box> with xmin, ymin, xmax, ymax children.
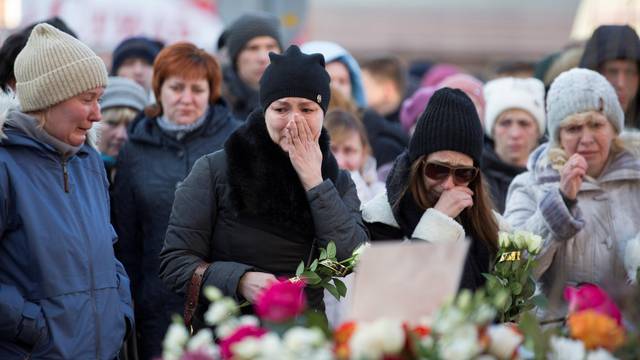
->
<box><xmin>217</xmin><ymin>12</ymin><xmax>283</xmax><ymax>67</ymax></box>
<box><xmin>111</xmin><ymin>36</ymin><xmax>164</xmax><ymax>75</ymax></box>
<box><xmin>259</xmin><ymin>45</ymin><xmax>331</xmax><ymax>113</ymax></box>
<box><xmin>409</xmin><ymin>87</ymin><xmax>484</xmax><ymax>165</ymax></box>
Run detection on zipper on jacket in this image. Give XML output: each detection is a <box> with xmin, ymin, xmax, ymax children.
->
<box><xmin>62</xmin><ymin>160</ymin><xmax>69</xmax><ymax>193</ymax></box>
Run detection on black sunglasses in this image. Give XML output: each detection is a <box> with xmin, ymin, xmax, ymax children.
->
<box><xmin>423</xmin><ymin>162</ymin><xmax>479</xmax><ymax>185</ymax></box>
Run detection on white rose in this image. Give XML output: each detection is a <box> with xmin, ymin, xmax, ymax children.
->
<box><xmin>256</xmin><ymin>333</ymin><xmax>284</xmax><ymax>360</ymax></box>
<box><xmin>586</xmin><ymin>349</ymin><xmax>620</xmax><ymax>360</ymax></box>
<box><xmin>203</xmin><ymin>286</ymin><xmax>223</xmax><ymax>302</ymax></box>
<box><xmin>215</xmin><ymin>318</ymin><xmax>239</xmax><ymax>339</ymax></box>
<box><xmin>283</xmin><ymin>327</ymin><xmax>325</xmax><ymax>353</ymax></box>
<box><xmin>526</xmin><ymin>234</ymin><xmax>543</xmax><ymax>255</ymax></box>
<box><xmin>433</xmin><ymin>307</ymin><xmax>466</xmax><ymax>335</ymax></box>
<box><xmin>512</xmin><ymin>231</ymin><xmax>528</xmax><ymax>249</ymax></box>
<box><xmin>232</xmin><ymin>337</ymin><xmax>262</xmax><ymax>359</ymax></box>
<box><xmin>498</xmin><ymin>232</ymin><xmax>511</xmax><ymax>248</ymax></box>
<box><xmin>471</xmin><ymin>304</ymin><xmax>497</xmax><ymax>325</ymax></box>
<box><xmin>162</xmin><ymin>322</ymin><xmax>189</xmax><ymax>360</ymax></box>
<box><xmin>549</xmin><ymin>336</ymin><xmax>586</xmax><ymax>360</ymax></box>
<box><xmin>487</xmin><ymin>325</ymin><xmax>523</xmax><ymax>360</ymax></box>
<box><xmin>624</xmin><ymin>235</ymin><xmax>640</xmax><ymax>283</ymax></box>
<box><xmin>350</xmin><ymin>319</ymin><xmax>405</xmax><ymax>359</ymax></box>
<box><xmin>204</xmin><ymin>298</ymin><xmax>237</xmax><ymax>325</ymax></box>
<box><xmin>186</xmin><ymin>328</ymin><xmax>214</xmax><ymax>351</ymax></box>
<box><xmin>438</xmin><ymin>325</ymin><xmax>481</xmax><ymax>360</ymax></box>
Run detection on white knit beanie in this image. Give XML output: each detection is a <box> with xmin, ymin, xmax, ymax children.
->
<box><xmin>483</xmin><ymin>77</ymin><xmax>546</xmax><ymax>138</ymax></box>
<box><xmin>14</xmin><ymin>23</ymin><xmax>108</xmax><ymax>112</ymax></box>
<box><xmin>546</xmin><ymin>68</ymin><xmax>623</xmax><ymax>145</ymax></box>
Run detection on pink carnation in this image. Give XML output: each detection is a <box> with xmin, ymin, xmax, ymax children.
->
<box><xmin>219</xmin><ymin>325</ymin><xmax>267</xmax><ymax>359</ymax></box>
<box><xmin>564</xmin><ymin>283</ymin><xmax>622</xmax><ymax>324</ymax></box>
<box><xmin>254</xmin><ymin>279</ymin><xmax>306</xmax><ymax>323</ymax></box>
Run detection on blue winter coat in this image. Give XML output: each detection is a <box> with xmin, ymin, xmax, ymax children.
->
<box><xmin>0</xmin><ymin>111</ymin><xmax>133</xmax><ymax>359</ymax></box>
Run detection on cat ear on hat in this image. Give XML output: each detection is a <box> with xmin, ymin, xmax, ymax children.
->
<box><xmin>309</xmin><ymin>53</ymin><xmax>325</xmax><ymax>67</ymax></box>
<box><xmin>268</xmin><ymin>51</ymin><xmax>282</xmax><ymax>63</ymax></box>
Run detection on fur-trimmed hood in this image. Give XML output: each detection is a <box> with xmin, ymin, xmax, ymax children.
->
<box><xmin>224</xmin><ymin>110</ymin><xmax>339</xmax><ymax>238</ymax></box>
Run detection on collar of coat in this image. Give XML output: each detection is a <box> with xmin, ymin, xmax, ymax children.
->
<box><xmin>224</xmin><ymin>109</ymin><xmax>339</xmax><ymax>238</ymax></box>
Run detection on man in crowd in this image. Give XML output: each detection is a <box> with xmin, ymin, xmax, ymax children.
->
<box><xmin>217</xmin><ymin>12</ymin><xmax>283</xmax><ymax>119</ymax></box>
<box><xmin>361</xmin><ymin>56</ymin><xmax>407</xmax><ymax>123</ymax></box>
<box><xmin>111</xmin><ymin>36</ymin><xmax>164</xmax><ymax>99</ymax></box>
<box><xmin>580</xmin><ymin>25</ymin><xmax>640</xmax><ymax>128</ymax></box>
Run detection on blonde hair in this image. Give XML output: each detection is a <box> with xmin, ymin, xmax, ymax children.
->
<box><xmin>101</xmin><ymin>107</ymin><xmax>138</xmax><ymax>125</ymax></box>
<box><xmin>547</xmin><ymin>110</ymin><xmax>624</xmax><ymax>169</ymax></box>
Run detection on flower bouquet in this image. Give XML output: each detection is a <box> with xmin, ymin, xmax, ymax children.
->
<box><xmin>518</xmin><ymin>283</ymin><xmax>638</xmax><ymax>360</ymax></box>
<box><xmin>163</xmin><ymin>280</ymin><xmax>334</xmax><ymax>360</ymax></box>
<box><xmin>484</xmin><ymin>230</ymin><xmax>544</xmax><ymax>322</ymax></box>
<box><xmin>293</xmin><ymin>242</ymin><xmax>367</xmax><ymax>301</ymax></box>
<box><xmin>334</xmin><ymin>290</ymin><xmax>524</xmax><ymax>360</ymax></box>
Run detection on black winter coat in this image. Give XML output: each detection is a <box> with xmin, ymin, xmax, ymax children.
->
<box><xmin>221</xmin><ymin>65</ymin><xmax>260</xmax><ymax>120</ymax></box>
<box><xmin>480</xmin><ymin>139</ymin><xmax>526</xmax><ymax>214</ymax></box>
<box><xmin>361</xmin><ymin>152</ymin><xmax>495</xmax><ymax>292</ymax></box>
<box><xmin>361</xmin><ymin>108</ymin><xmax>409</xmax><ymax>167</ymax></box>
<box><xmin>159</xmin><ymin>110</ymin><xmax>368</xmax><ymax>320</ymax></box>
<box><xmin>112</xmin><ymin>102</ymin><xmax>239</xmax><ymax>359</ymax></box>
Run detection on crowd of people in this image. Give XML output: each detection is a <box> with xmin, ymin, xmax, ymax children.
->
<box><xmin>0</xmin><ymin>11</ymin><xmax>639</xmax><ymax>360</ymax></box>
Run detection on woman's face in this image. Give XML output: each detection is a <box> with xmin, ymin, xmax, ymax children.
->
<box><xmin>265</xmin><ymin>97</ymin><xmax>324</xmax><ymax>151</ymax></box>
<box><xmin>423</xmin><ymin>150</ymin><xmax>475</xmax><ymax>202</ymax></box>
<box><xmin>43</xmin><ymin>87</ymin><xmax>104</xmax><ymax>147</ymax></box>
<box><xmin>160</xmin><ymin>75</ymin><xmax>210</xmax><ymax>125</ymax></box>
<box><xmin>326</xmin><ymin>61</ymin><xmax>352</xmax><ymax>101</ymax></box>
<box><xmin>559</xmin><ymin>111</ymin><xmax>616</xmax><ymax>178</ymax></box>
<box><xmin>330</xmin><ymin>130</ymin><xmax>366</xmax><ymax>172</ymax></box>
<box><xmin>493</xmin><ymin>108</ymin><xmax>540</xmax><ymax>168</ymax></box>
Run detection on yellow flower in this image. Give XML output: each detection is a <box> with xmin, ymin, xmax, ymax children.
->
<box><xmin>567</xmin><ymin>310</ymin><xmax>625</xmax><ymax>351</ymax></box>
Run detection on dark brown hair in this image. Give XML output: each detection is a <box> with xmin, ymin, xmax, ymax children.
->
<box><xmin>406</xmin><ymin>155</ymin><xmax>499</xmax><ymax>253</ymax></box>
<box><xmin>145</xmin><ymin>42</ymin><xmax>222</xmax><ymax>117</ymax></box>
<box><xmin>361</xmin><ymin>56</ymin><xmax>406</xmax><ymax>94</ymax></box>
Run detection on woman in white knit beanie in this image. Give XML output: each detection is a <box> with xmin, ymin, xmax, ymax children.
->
<box><xmin>481</xmin><ymin>76</ymin><xmax>545</xmax><ymax>213</ymax></box>
<box><xmin>504</xmin><ymin>68</ymin><xmax>640</xmax><ymax>318</ymax></box>
<box><xmin>0</xmin><ymin>23</ymin><xmax>133</xmax><ymax>358</ymax></box>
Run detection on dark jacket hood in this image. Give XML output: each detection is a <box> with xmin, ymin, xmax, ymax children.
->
<box><xmin>579</xmin><ymin>25</ymin><xmax>640</xmax><ymax>70</ymax></box>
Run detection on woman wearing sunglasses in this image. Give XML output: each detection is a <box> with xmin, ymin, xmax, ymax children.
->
<box><xmin>362</xmin><ymin>88</ymin><xmax>505</xmax><ymax>291</ymax></box>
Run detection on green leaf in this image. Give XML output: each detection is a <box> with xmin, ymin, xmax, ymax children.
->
<box><xmin>305</xmin><ymin>309</ymin><xmax>331</xmax><ymax>337</ymax></box>
<box><xmin>324</xmin><ymin>282</ymin><xmax>341</xmax><ymax>300</ymax></box>
<box><xmin>310</xmin><ymin>259</ymin><xmax>318</xmax><ymax>272</ymax></box>
<box><xmin>326</xmin><ymin>242</ymin><xmax>337</xmax><ymax>259</ymax></box>
<box><xmin>301</xmin><ymin>271</ymin><xmax>322</xmax><ymax>286</ymax></box>
<box><xmin>530</xmin><ymin>293</ymin><xmax>549</xmax><ymax>309</ymax></box>
<box><xmin>334</xmin><ymin>278</ymin><xmax>347</xmax><ymax>297</ymax></box>
<box><xmin>510</xmin><ymin>282</ymin><xmax>523</xmax><ymax>296</ymax></box>
<box><xmin>319</xmin><ymin>248</ymin><xmax>327</xmax><ymax>260</ymax></box>
<box><xmin>296</xmin><ymin>261</ymin><xmax>305</xmax><ymax>276</ymax></box>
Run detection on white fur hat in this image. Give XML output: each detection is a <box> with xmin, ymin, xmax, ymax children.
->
<box><xmin>483</xmin><ymin>77</ymin><xmax>546</xmax><ymax>138</ymax></box>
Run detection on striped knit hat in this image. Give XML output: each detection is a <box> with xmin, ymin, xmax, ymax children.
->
<box><xmin>14</xmin><ymin>23</ymin><xmax>108</xmax><ymax>112</ymax></box>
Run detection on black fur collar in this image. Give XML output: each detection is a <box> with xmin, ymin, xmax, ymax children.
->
<box><xmin>225</xmin><ymin>110</ymin><xmax>339</xmax><ymax>238</ymax></box>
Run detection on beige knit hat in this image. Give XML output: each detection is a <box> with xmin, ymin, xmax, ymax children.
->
<box><xmin>14</xmin><ymin>23</ymin><xmax>108</xmax><ymax>112</ymax></box>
